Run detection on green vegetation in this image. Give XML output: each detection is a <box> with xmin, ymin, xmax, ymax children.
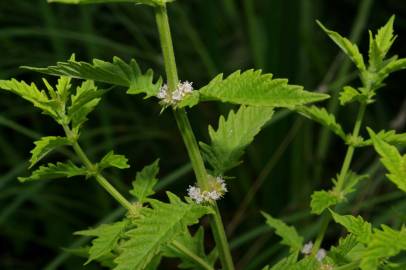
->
<box><xmin>0</xmin><ymin>1</ymin><xmax>405</xmax><ymax>269</ymax></box>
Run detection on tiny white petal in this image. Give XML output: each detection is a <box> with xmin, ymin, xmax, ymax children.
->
<box><xmin>301</xmin><ymin>241</ymin><xmax>313</xmax><ymax>255</ymax></box>
<box><xmin>316</xmin><ymin>249</ymin><xmax>326</xmax><ymax>262</ymax></box>
<box><xmin>157</xmin><ymin>84</ymin><xmax>168</xmax><ymax>99</ymax></box>
<box><xmin>172</xmin><ymin>89</ymin><xmax>183</xmax><ymax>101</ymax></box>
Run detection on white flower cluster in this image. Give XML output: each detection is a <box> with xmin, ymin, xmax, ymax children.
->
<box><xmin>187</xmin><ymin>176</ymin><xmax>227</xmax><ymax>204</ymax></box>
<box><xmin>301</xmin><ymin>241</ymin><xmax>327</xmax><ymax>262</ymax></box>
<box><xmin>157</xmin><ymin>81</ymin><xmax>193</xmax><ymax>106</ymax></box>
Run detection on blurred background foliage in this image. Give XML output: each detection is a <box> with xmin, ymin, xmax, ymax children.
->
<box><xmin>0</xmin><ymin>0</ymin><xmax>405</xmax><ymax>269</ymax></box>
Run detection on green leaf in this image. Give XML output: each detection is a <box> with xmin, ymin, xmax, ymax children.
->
<box><xmin>24</xmin><ymin>56</ymin><xmax>162</xmax><ymax>99</ymax></box>
<box><xmin>56</xmin><ymin>76</ymin><xmax>73</xmax><ymax>104</ymax></box>
<box><xmin>310</xmin><ymin>190</ymin><xmax>340</xmax><ymax>215</ymax></box>
<box><xmin>368</xmin><ymin>32</ymin><xmax>382</xmax><ymax>71</ymax></box>
<box><xmin>292</xmin><ymin>256</ymin><xmax>320</xmax><ymax>270</ymax></box>
<box><xmin>374</xmin><ymin>15</ymin><xmax>396</xmax><ymax>61</ymax></box>
<box><xmin>114</xmin><ymin>192</ymin><xmax>211</xmax><ymax>270</ymax></box>
<box><xmin>355</xmin><ymin>130</ymin><xmax>406</xmax><ymax>147</ymax></box>
<box><xmin>296</xmin><ymin>106</ymin><xmax>346</xmax><ymax>140</ymax></box>
<box><xmin>47</xmin><ymin>0</ymin><xmax>174</xmax><ymax>7</ymax></box>
<box><xmin>0</xmin><ymin>79</ymin><xmax>60</xmax><ymax>119</ymax></box>
<box><xmin>68</xmin><ymin>80</ymin><xmax>107</xmax><ymax>131</ymax></box>
<box><xmin>262</xmin><ymin>212</ymin><xmax>303</xmax><ymax>252</ymax></box>
<box><xmin>339</xmin><ymin>86</ymin><xmax>364</xmax><ymax>105</ymax></box>
<box><xmin>368</xmin><ymin>128</ymin><xmax>406</xmax><ymax>192</ymax></box>
<box><xmin>200</xmin><ymin>106</ymin><xmax>274</xmax><ymax>174</ymax></box>
<box><xmin>268</xmin><ymin>252</ymin><xmax>298</xmax><ymax>270</ymax></box>
<box><xmin>162</xmin><ymin>227</ymin><xmax>216</xmax><ymax>270</ymax></box>
<box><xmin>317</xmin><ymin>21</ymin><xmax>366</xmax><ymax>71</ymax></box>
<box><xmin>339</xmin><ymin>171</ymin><xmax>368</xmax><ymax>196</ymax></box>
<box><xmin>19</xmin><ymin>161</ymin><xmax>87</xmax><ymax>182</ymax></box>
<box><xmin>330</xmin><ymin>210</ymin><xmax>372</xmax><ymax>244</ymax></box>
<box><xmin>311</xmin><ymin>172</ymin><xmax>366</xmax><ymax>215</ymax></box>
<box><xmin>198</xmin><ymin>70</ymin><xmax>328</xmax><ymax>108</ymax></box>
<box><xmin>64</xmin><ymin>246</ymin><xmax>116</xmax><ymax>268</ymax></box>
<box><xmin>129</xmin><ymin>160</ymin><xmax>159</xmax><ymax>203</ymax></box>
<box><xmin>29</xmin><ymin>136</ymin><xmax>71</xmax><ymax>168</ymax></box>
<box><xmin>378</xmin><ymin>58</ymin><xmax>406</xmax><ymax>78</ymax></box>
<box><xmin>98</xmin><ymin>151</ymin><xmax>130</xmax><ymax>170</ymax></box>
<box><xmin>75</xmin><ymin>220</ymin><xmax>129</xmax><ymax>265</ymax></box>
<box><xmin>329</xmin><ymin>234</ymin><xmax>361</xmax><ymax>266</ymax></box>
<box><xmin>360</xmin><ymin>225</ymin><xmax>406</xmax><ymax>270</ymax></box>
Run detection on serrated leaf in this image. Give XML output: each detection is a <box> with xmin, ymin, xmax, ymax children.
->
<box><xmin>198</xmin><ymin>70</ymin><xmax>328</xmax><ymax>108</ymax></box>
<box><xmin>374</xmin><ymin>15</ymin><xmax>396</xmax><ymax>61</ymax></box>
<box><xmin>114</xmin><ymin>192</ymin><xmax>211</xmax><ymax>270</ymax></box>
<box><xmin>56</xmin><ymin>76</ymin><xmax>72</xmax><ymax>104</ymax></box>
<box><xmin>378</xmin><ymin>58</ymin><xmax>406</xmax><ymax>79</ymax></box>
<box><xmin>75</xmin><ymin>220</ymin><xmax>129</xmax><ymax>265</ymax></box>
<box><xmin>367</xmin><ymin>16</ymin><xmax>397</xmax><ymax>72</ymax></box>
<box><xmin>29</xmin><ymin>136</ymin><xmax>71</xmax><ymax>168</ymax></box>
<box><xmin>24</xmin><ymin>56</ymin><xmax>162</xmax><ymax>99</ymax></box>
<box><xmin>360</xmin><ymin>225</ymin><xmax>406</xmax><ymax>270</ymax></box>
<box><xmin>72</xmin><ymin>99</ymin><xmax>100</xmax><ymax>133</ymax></box>
<box><xmin>62</xmin><ymin>246</ymin><xmax>118</xmax><ymax>268</ymax></box>
<box><xmin>310</xmin><ymin>190</ymin><xmax>340</xmax><ymax>215</ymax></box>
<box><xmin>68</xmin><ymin>80</ymin><xmax>107</xmax><ymax>131</ymax></box>
<box><xmin>340</xmin><ymin>171</ymin><xmax>368</xmax><ymax>196</ymax></box>
<box><xmin>162</xmin><ymin>227</ymin><xmax>216</xmax><ymax>270</ymax></box>
<box><xmin>296</xmin><ymin>106</ymin><xmax>346</xmax><ymax>140</ymax></box>
<box><xmin>330</xmin><ymin>210</ymin><xmax>372</xmax><ymax>244</ymax></box>
<box><xmin>98</xmin><ymin>151</ymin><xmax>130</xmax><ymax>170</ymax></box>
<box><xmin>292</xmin><ymin>256</ymin><xmax>320</xmax><ymax>270</ymax></box>
<box><xmin>268</xmin><ymin>252</ymin><xmax>298</xmax><ymax>270</ymax></box>
<box><xmin>262</xmin><ymin>212</ymin><xmax>303</xmax><ymax>252</ymax></box>
<box><xmin>200</xmin><ymin>106</ymin><xmax>274</xmax><ymax>174</ymax></box>
<box><xmin>19</xmin><ymin>161</ymin><xmax>87</xmax><ymax>182</ymax></box>
<box><xmin>328</xmin><ymin>234</ymin><xmax>360</xmax><ymax>266</ymax></box>
<box><xmin>0</xmin><ymin>79</ymin><xmax>60</xmax><ymax>119</ymax></box>
<box><xmin>368</xmin><ymin>128</ymin><xmax>406</xmax><ymax>192</ymax></box>
<box><xmin>340</xmin><ymin>86</ymin><xmax>363</xmax><ymax>105</ymax></box>
<box><xmin>47</xmin><ymin>0</ymin><xmax>174</xmax><ymax>7</ymax></box>
<box><xmin>317</xmin><ymin>21</ymin><xmax>366</xmax><ymax>71</ymax></box>
<box><xmin>129</xmin><ymin>160</ymin><xmax>159</xmax><ymax>203</ymax></box>
<box><xmin>356</xmin><ymin>130</ymin><xmax>406</xmax><ymax>147</ymax></box>
<box><xmin>368</xmin><ymin>32</ymin><xmax>382</xmax><ymax>72</ymax></box>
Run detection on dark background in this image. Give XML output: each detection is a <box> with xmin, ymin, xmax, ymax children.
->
<box><xmin>0</xmin><ymin>0</ymin><xmax>405</xmax><ymax>269</ymax></box>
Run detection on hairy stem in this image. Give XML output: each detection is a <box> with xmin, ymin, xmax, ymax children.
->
<box><xmin>171</xmin><ymin>240</ymin><xmax>215</xmax><ymax>270</ymax></box>
<box><xmin>63</xmin><ymin>125</ymin><xmax>133</xmax><ymax>210</ymax></box>
<box><xmin>155</xmin><ymin>4</ymin><xmax>235</xmax><ymax>270</ymax></box>
<box><xmin>312</xmin><ymin>102</ymin><xmax>367</xmax><ymax>253</ymax></box>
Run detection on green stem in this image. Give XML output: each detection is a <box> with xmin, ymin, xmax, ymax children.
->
<box><xmin>335</xmin><ymin>102</ymin><xmax>366</xmax><ymax>191</ymax></box>
<box><xmin>154</xmin><ymin>5</ymin><xmax>235</xmax><ymax>270</ymax></box>
<box><xmin>173</xmin><ymin>109</ymin><xmax>209</xmax><ymax>190</ymax></box>
<box><xmin>312</xmin><ymin>102</ymin><xmax>367</xmax><ymax>253</ymax></box>
<box><xmin>63</xmin><ymin>125</ymin><xmax>133</xmax><ymax>210</ymax></box>
<box><xmin>171</xmin><ymin>240</ymin><xmax>214</xmax><ymax>270</ymax></box>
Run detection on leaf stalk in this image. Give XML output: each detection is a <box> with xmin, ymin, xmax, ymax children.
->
<box><xmin>62</xmin><ymin>125</ymin><xmax>134</xmax><ymax>210</ymax></box>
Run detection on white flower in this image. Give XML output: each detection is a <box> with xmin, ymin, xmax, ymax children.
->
<box><xmin>301</xmin><ymin>241</ymin><xmax>313</xmax><ymax>255</ymax></box>
<box><xmin>157</xmin><ymin>81</ymin><xmax>194</xmax><ymax>106</ymax></box>
<box><xmin>187</xmin><ymin>176</ymin><xmax>227</xmax><ymax>204</ymax></box>
<box><xmin>187</xmin><ymin>185</ymin><xmax>203</xmax><ymax>204</ymax></box>
<box><xmin>316</xmin><ymin>248</ymin><xmax>327</xmax><ymax>262</ymax></box>
<box><xmin>179</xmin><ymin>81</ymin><xmax>193</xmax><ymax>94</ymax></box>
<box><xmin>157</xmin><ymin>84</ymin><xmax>168</xmax><ymax>99</ymax></box>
